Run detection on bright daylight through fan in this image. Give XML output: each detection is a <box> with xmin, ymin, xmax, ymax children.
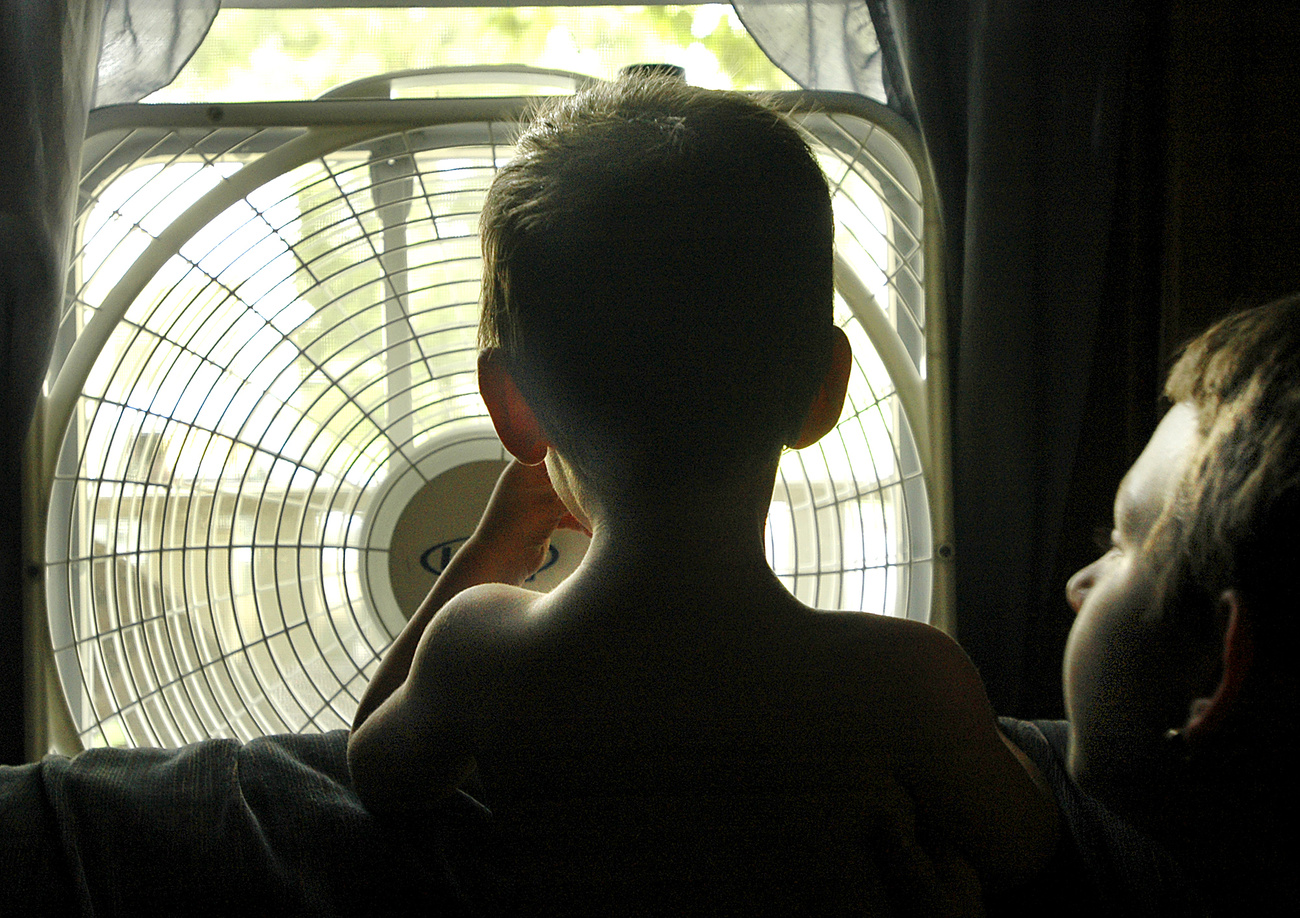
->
<box><xmin>32</xmin><ymin>72</ymin><xmax>947</xmax><ymax>750</ymax></box>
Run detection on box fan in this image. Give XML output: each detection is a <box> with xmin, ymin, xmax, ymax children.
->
<box><xmin>26</xmin><ymin>67</ymin><xmax>950</xmax><ymax>753</ymax></box>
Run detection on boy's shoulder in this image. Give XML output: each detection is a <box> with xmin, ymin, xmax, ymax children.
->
<box><xmin>402</xmin><ymin>583</ymin><xmax>548</xmax><ymax>703</ymax></box>
<box><xmin>414</xmin><ymin>582</ymin><xmax>545</xmax><ymax>664</ymax></box>
<box><xmin>416</xmin><ymin>583</ymin><xmax>988</xmax><ymax>748</ymax></box>
<box><xmin>799</xmin><ymin>609</ymin><xmax>980</xmax><ymax>691</ymax></box>
<box><xmin>428</xmin><ymin>587</ymin><xmax>972</xmax><ymax>694</ymax></box>
<box><xmin>788</xmin><ymin>609</ymin><xmax>1000</xmax><ymax>750</ymax></box>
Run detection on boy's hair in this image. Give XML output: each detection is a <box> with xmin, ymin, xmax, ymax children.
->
<box><xmin>1150</xmin><ymin>295</ymin><xmax>1300</xmax><ymax>700</ymax></box>
<box><xmin>478</xmin><ymin>75</ymin><xmax>836</xmax><ymax>492</ymax></box>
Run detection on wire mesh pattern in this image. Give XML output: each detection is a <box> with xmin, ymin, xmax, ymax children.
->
<box><xmin>41</xmin><ymin>98</ymin><xmax>931</xmax><ymax>749</ymax></box>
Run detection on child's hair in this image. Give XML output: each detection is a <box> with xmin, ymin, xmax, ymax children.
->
<box><xmin>478</xmin><ymin>74</ymin><xmax>836</xmax><ymax>493</ymax></box>
<box><xmin>1149</xmin><ymin>295</ymin><xmax>1300</xmax><ymax>703</ymax></box>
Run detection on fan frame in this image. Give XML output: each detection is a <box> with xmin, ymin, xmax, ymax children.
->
<box><xmin>24</xmin><ymin>87</ymin><xmax>952</xmax><ymax>757</ymax></box>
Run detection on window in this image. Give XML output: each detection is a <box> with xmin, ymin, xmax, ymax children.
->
<box><xmin>33</xmin><ymin>14</ymin><xmax>945</xmax><ymax>751</ymax></box>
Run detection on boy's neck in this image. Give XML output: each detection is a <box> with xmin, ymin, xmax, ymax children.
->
<box><xmin>576</xmin><ymin>472</ymin><xmax>783</xmax><ymax>587</ymax></box>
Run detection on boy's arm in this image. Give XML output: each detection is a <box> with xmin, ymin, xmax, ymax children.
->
<box><xmin>348</xmin><ymin>460</ymin><xmax>582</xmax><ymax>811</ymax></box>
<box><xmin>902</xmin><ymin>625</ymin><xmax>1061</xmax><ymax>891</ymax></box>
<box><xmin>351</xmin><ymin>459</ymin><xmax>582</xmax><ymax>732</ymax></box>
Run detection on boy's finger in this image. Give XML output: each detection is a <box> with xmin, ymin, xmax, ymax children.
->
<box><xmin>556</xmin><ymin>513</ymin><xmax>591</xmax><ymax>536</ymax></box>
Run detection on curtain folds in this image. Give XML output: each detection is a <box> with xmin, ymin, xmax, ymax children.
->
<box><xmin>731</xmin><ymin>1</ymin><xmax>888</xmax><ymax>102</ymax></box>
<box><xmin>1</xmin><ymin>0</ymin><xmax>107</xmax><ymax>764</ymax></box>
<box><xmin>736</xmin><ymin>0</ymin><xmax>1146</xmax><ymax>714</ymax></box>
<box><xmin>94</xmin><ymin>0</ymin><xmax>221</xmax><ymax>107</ymax></box>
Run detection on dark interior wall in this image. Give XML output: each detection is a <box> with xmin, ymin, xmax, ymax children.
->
<box><xmin>1016</xmin><ymin>0</ymin><xmax>1300</xmax><ymax>717</ymax></box>
<box><xmin>1160</xmin><ymin>0</ymin><xmax>1300</xmax><ymax>358</ymax></box>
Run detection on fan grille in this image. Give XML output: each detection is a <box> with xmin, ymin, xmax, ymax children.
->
<box><xmin>41</xmin><ymin>96</ymin><xmax>936</xmax><ymax>749</ymax></box>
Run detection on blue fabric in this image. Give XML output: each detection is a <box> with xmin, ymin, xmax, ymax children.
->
<box><xmin>0</xmin><ymin>730</ymin><xmax>498</xmax><ymax>917</ymax></box>
<box><xmin>0</xmin><ymin>730</ymin><xmax>970</xmax><ymax>915</ymax></box>
<box><xmin>997</xmin><ymin>718</ymin><xmax>1208</xmax><ymax>917</ymax></box>
<box><xmin>3</xmin><ymin>721</ymin><xmax>1219</xmax><ymax>914</ymax></box>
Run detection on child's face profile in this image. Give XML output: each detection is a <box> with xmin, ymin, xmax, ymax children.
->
<box><xmin>1061</xmin><ymin>402</ymin><xmax>1201</xmax><ymax>793</ymax></box>
<box><xmin>543</xmin><ymin>448</ymin><xmax>593</xmax><ymax>533</ymax></box>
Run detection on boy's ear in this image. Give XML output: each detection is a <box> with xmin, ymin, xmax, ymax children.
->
<box><xmin>1181</xmin><ymin>590</ymin><xmax>1255</xmax><ymax>745</ymax></box>
<box><xmin>478</xmin><ymin>350</ymin><xmax>550</xmax><ymax>465</ymax></box>
<box><xmin>790</xmin><ymin>326</ymin><xmax>852</xmax><ymax>450</ymax></box>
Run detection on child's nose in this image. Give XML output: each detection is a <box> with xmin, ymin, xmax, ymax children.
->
<box><xmin>1066</xmin><ymin>563</ymin><xmax>1097</xmax><ymax>614</ymax></box>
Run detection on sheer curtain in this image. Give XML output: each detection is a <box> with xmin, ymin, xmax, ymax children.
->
<box><xmin>94</xmin><ymin>0</ymin><xmax>220</xmax><ymax>107</ymax></box>
<box><xmin>0</xmin><ymin>0</ymin><xmax>218</xmax><ymax>463</ymax></box>
<box><xmin>732</xmin><ymin>1</ymin><xmax>889</xmax><ymax>102</ymax></box>
<box><xmin>736</xmin><ymin>0</ymin><xmax>1148</xmax><ymax>714</ymax></box>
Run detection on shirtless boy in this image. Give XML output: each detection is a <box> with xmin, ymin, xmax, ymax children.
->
<box><xmin>348</xmin><ymin>74</ymin><xmax>1057</xmax><ymax>902</ymax></box>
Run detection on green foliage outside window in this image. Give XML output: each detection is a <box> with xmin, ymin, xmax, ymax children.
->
<box><xmin>150</xmin><ymin>5</ymin><xmax>795</xmax><ymax>102</ymax></box>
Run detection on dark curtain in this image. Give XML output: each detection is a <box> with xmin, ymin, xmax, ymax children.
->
<box><xmin>888</xmin><ymin>0</ymin><xmax>1151</xmax><ymax>715</ymax></box>
<box><xmin>1</xmin><ymin>0</ymin><xmax>219</xmax><ymax>763</ymax></box>
<box><xmin>737</xmin><ymin>0</ymin><xmax>1157</xmax><ymax>714</ymax></box>
<box><xmin>0</xmin><ymin>0</ymin><xmax>105</xmax><ymax>764</ymax></box>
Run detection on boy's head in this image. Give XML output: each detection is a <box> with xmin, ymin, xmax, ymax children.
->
<box><xmin>1154</xmin><ymin>295</ymin><xmax>1300</xmax><ymax>644</ymax></box>
<box><xmin>1064</xmin><ymin>295</ymin><xmax>1300</xmax><ymax>802</ymax></box>
<box><xmin>478</xmin><ymin>74</ymin><xmax>837</xmax><ymax>494</ymax></box>
<box><xmin>1145</xmin><ymin>295</ymin><xmax>1300</xmax><ymax>735</ymax></box>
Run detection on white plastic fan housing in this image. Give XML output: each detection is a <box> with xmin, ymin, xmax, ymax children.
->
<box><xmin>26</xmin><ymin>76</ymin><xmax>950</xmax><ymax>753</ymax></box>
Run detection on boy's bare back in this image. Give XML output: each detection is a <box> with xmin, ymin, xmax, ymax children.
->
<box><xmin>348</xmin><ymin>74</ymin><xmax>1057</xmax><ymax>901</ymax></box>
<box><xmin>351</xmin><ymin>463</ymin><xmax>1056</xmax><ymax>892</ymax></box>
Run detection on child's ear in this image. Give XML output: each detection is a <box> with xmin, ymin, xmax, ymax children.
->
<box><xmin>478</xmin><ymin>350</ymin><xmax>550</xmax><ymax>465</ymax></box>
<box><xmin>790</xmin><ymin>326</ymin><xmax>852</xmax><ymax>449</ymax></box>
<box><xmin>1181</xmin><ymin>590</ymin><xmax>1255</xmax><ymax>746</ymax></box>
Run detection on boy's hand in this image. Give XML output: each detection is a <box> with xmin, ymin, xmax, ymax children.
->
<box><xmin>463</xmin><ymin>459</ymin><xmax>588</xmax><ymax>587</ymax></box>
<box><xmin>352</xmin><ymin>458</ymin><xmax>586</xmax><ymax>732</ymax></box>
